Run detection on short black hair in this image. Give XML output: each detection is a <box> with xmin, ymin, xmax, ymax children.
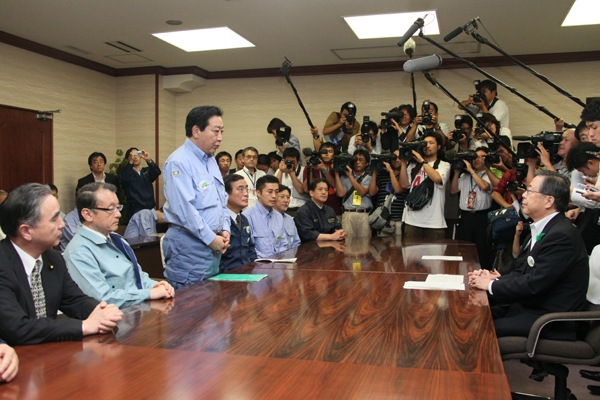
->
<box><xmin>76</xmin><ymin>182</ymin><xmax>118</xmax><ymax>223</ymax></box>
<box><xmin>308</xmin><ymin>178</ymin><xmax>330</xmax><ymax>192</ymax></box>
<box><xmin>224</xmin><ymin>174</ymin><xmax>245</xmax><ymax>195</ymax></box>
<box><xmin>185</xmin><ymin>106</ymin><xmax>223</xmax><ymax>137</ymax></box>
<box><xmin>353</xmin><ymin>149</ymin><xmax>371</xmax><ymax>164</ymax></box>
<box><xmin>535</xmin><ymin>170</ymin><xmax>570</xmax><ymax>213</ymax></box>
<box><xmin>216</xmin><ymin>151</ymin><xmax>232</xmax><ymax>163</ymax></box>
<box><xmin>268</xmin><ymin>151</ymin><xmax>282</xmax><ymax>162</ymax></box>
<box><xmin>320</xmin><ymin>142</ymin><xmax>335</xmax><ymax>152</ymax></box>
<box><xmin>282</xmin><ymin>147</ymin><xmax>300</xmax><ymax>161</ymax></box>
<box><xmin>267</xmin><ymin>118</ymin><xmax>288</xmax><ymax>133</ymax></box>
<box><xmin>566</xmin><ymin>142</ymin><xmax>600</xmax><ymax>170</ymax></box>
<box><xmin>366</xmin><ymin>121</ymin><xmax>379</xmax><ymax>134</ymax></box>
<box><xmin>422</xmin><ymin>130</ymin><xmax>444</xmax><ymax>147</ymax></box>
<box><xmin>48</xmin><ymin>183</ymin><xmax>58</xmax><ymax>192</ymax></box>
<box><xmin>398</xmin><ymin>104</ymin><xmax>416</xmax><ymax>120</ymax></box>
<box><xmin>480</xmin><ymin>113</ymin><xmax>501</xmax><ymax>131</ymax></box>
<box><xmin>257</xmin><ymin>154</ymin><xmax>271</xmax><ymax>167</ymax></box>
<box><xmin>581</xmin><ymin>98</ymin><xmax>600</xmax><ymax>123</ymax></box>
<box><xmin>475</xmin><ymin>146</ymin><xmax>490</xmax><ymax>154</ymax></box>
<box><xmin>235</xmin><ymin>149</ymin><xmax>244</xmax><ymax>159</ymax></box>
<box><xmin>256</xmin><ymin>175</ymin><xmax>280</xmax><ymax>192</ymax></box>
<box><xmin>243</xmin><ymin>147</ymin><xmax>259</xmax><ymax>157</ymax></box>
<box><xmin>459</xmin><ymin>115</ymin><xmax>473</xmax><ymax>128</ymax></box>
<box><xmin>575</xmin><ymin>120</ymin><xmax>587</xmax><ymax>141</ymax></box>
<box><xmin>0</xmin><ymin>183</ymin><xmax>52</xmax><ymax>238</ymax></box>
<box><xmin>278</xmin><ymin>184</ymin><xmax>291</xmax><ymax>195</ymax></box>
<box><xmin>422</xmin><ymin>101</ymin><xmax>438</xmax><ymax>113</ymax></box>
<box><xmin>479</xmin><ymin>80</ymin><xmax>497</xmax><ymax>93</ymax></box>
<box><xmin>125</xmin><ymin>147</ymin><xmax>139</xmax><ymax>161</ymax></box>
<box><xmin>88</xmin><ymin>152</ymin><xmax>107</xmax><ymax>167</ymax></box>
<box><xmin>341</xmin><ymin>102</ymin><xmax>357</xmax><ymax>114</ymax></box>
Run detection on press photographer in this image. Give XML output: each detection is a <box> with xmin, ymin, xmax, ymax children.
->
<box><xmin>380</xmin><ymin>104</ymin><xmax>416</xmax><ymax>152</ymax></box>
<box><xmin>461</xmin><ymin>79</ymin><xmax>510</xmax><ymax>129</ymax></box>
<box><xmin>472</xmin><ymin>113</ymin><xmax>512</xmax><ymax>148</ymax></box>
<box><xmin>323</xmin><ymin>102</ymin><xmax>360</xmax><ymax>152</ymax></box>
<box><xmin>267</xmin><ymin>118</ymin><xmax>301</xmax><ymax>156</ymax></box>
<box><xmin>446</xmin><ymin>115</ymin><xmax>473</xmax><ymax>152</ymax></box>
<box><xmin>348</xmin><ymin>118</ymin><xmax>382</xmax><ymax>155</ymax></box>
<box><xmin>368</xmin><ymin>150</ymin><xmax>406</xmax><ymax>236</ymax></box>
<box><xmin>406</xmin><ymin>101</ymin><xmax>449</xmax><ymax>144</ymax></box>
<box><xmin>275</xmin><ymin>147</ymin><xmax>309</xmax><ymax>217</ymax></box>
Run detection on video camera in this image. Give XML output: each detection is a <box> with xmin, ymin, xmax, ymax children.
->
<box><xmin>380</xmin><ymin>108</ymin><xmax>404</xmax><ymax>130</ymax></box>
<box><xmin>514</xmin><ymin>131</ymin><xmax>563</xmax><ymax>163</ymax></box>
<box><xmin>370</xmin><ymin>153</ymin><xmax>397</xmax><ymax>172</ymax></box>
<box><xmin>472</xmin><ymin>80</ymin><xmax>485</xmax><ymax>104</ymax></box>
<box><xmin>484</xmin><ymin>152</ymin><xmax>501</xmax><ymax>167</ymax></box>
<box><xmin>448</xmin><ymin>150</ymin><xmax>478</xmax><ymax>170</ymax></box>
<box><xmin>333</xmin><ymin>152</ymin><xmax>356</xmax><ymax>173</ymax></box>
<box><xmin>302</xmin><ymin>147</ymin><xmax>328</xmax><ymax>166</ymax></box>
<box><xmin>398</xmin><ymin>140</ymin><xmax>427</xmax><ymax>160</ymax></box>
<box><xmin>360</xmin><ymin>116</ymin><xmax>372</xmax><ymax>143</ymax></box>
<box><xmin>275</xmin><ymin>126</ymin><xmax>291</xmax><ymax>147</ymax></box>
<box><xmin>422</xmin><ymin>101</ymin><xmax>433</xmax><ymax>125</ymax></box>
<box><xmin>453</xmin><ymin>115</ymin><xmax>467</xmax><ymax>141</ymax></box>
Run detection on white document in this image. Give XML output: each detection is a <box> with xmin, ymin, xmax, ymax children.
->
<box><xmin>254</xmin><ymin>258</ymin><xmax>297</xmax><ymax>263</ymax></box>
<box><xmin>403</xmin><ymin>274</ymin><xmax>465</xmax><ymax>291</ymax></box>
<box><xmin>421</xmin><ymin>255</ymin><xmax>463</xmax><ymax>261</ymax></box>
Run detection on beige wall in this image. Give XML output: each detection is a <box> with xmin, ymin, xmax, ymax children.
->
<box><xmin>1</xmin><ymin>40</ymin><xmax>599</xmax><ymax>213</ymax></box>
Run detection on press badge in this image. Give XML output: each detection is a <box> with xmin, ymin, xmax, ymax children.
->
<box><xmin>466</xmin><ymin>191</ymin><xmax>477</xmax><ymax>209</ymax></box>
<box><xmin>352</xmin><ymin>191</ymin><xmax>362</xmax><ymax>206</ymax></box>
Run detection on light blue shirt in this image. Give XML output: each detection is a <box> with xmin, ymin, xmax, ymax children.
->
<box><xmin>340</xmin><ymin>172</ymin><xmax>372</xmax><ymax>210</ymax></box>
<box><xmin>63</xmin><ymin>226</ymin><xmax>157</xmax><ymax>308</ymax></box>
<box><xmin>163</xmin><ymin>138</ymin><xmax>230</xmax><ymax>245</ymax></box>
<box><xmin>124</xmin><ymin>209</ymin><xmax>158</xmax><ymax>238</ymax></box>
<box><xmin>282</xmin><ymin>213</ymin><xmax>301</xmax><ymax>250</ymax></box>
<box><xmin>60</xmin><ymin>208</ymin><xmax>82</xmax><ymax>251</ymax></box>
<box><xmin>243</xmin><ymin>202</ymin><xmax>286</xmax><ymax>258</ymax></box>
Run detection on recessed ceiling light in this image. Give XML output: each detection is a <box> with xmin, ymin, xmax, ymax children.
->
<box><xmin>344</xmin><ymin>11</ymin><xmax>440</xmax><ymax>39</ymax></box>
<box><xmin>166</xmin><ymin>20</ymin><xmax>183</xmax><ymax>26</ymax></box>
<box><xmin>152</xmin><ymin>27</ymin><xmax>255</xmax><ymax>52</ymax></box>
<box><xmin>562</xmin><ymin>0</ymin><xmax>600</xmax><ymax>26</ymax></box>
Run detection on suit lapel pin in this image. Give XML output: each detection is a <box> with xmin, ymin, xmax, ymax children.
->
<box><xmin>49</xmin><ymin>265</ymin><xmax>54</xmax><ymax>270</ymax></box>
<box><xmin>527</xmin><ymin>256</ymin><xmax>535</xmax><ymax>267</ymax></box>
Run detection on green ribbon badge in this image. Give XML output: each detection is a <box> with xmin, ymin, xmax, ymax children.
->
<box><xmin>536</xmin><ymin>232</ymin><xmax>546</xmax><ymax>242</ymax></box>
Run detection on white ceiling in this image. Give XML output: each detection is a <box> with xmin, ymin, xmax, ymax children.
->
<box><xmin>1</xmin><ymin>0</ymin><xmax>598</xmax><ymax>72</ymax></box>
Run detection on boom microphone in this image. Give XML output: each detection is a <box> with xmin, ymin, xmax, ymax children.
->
<box><xmin>403</xmin><ymin>38</ymin><xmax>416</xmax><ymax>58</ymax></box>
<box><xmin>403</xmin><ymin>54</ymin><xmax>442</xmax><ymax>73</ymax></box>
<box><xmin>444</xmin><ymin>18</ymin><xmax>479</xmax><ymax>42</ymax></box>
<box><xmin>397</xmin><ymin>18</ymin><xmax>424</xmax><ymax>47</ymax></box>
<box><xmin>302</xmin><ymin>147</ymin><xmax>314</xmax><ymax>158</ymax></box>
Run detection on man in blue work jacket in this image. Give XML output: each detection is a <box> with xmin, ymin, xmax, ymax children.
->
<box><xmin>162</xmin><ymin>106</ymin><xmax>230</xmax><ymax>288</ymax></box>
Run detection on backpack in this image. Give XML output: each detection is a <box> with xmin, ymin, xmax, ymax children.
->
<box><xmin>405</xmin><ymin>159</ymin><xmax>441</xmax><ymax>211</ymax></box>
<box><xmin>369</xmin><ymin>193</ymin><xmax>395</xmax><ymax>229</ymax></box>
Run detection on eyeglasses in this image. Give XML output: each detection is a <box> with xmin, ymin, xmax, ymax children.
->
<box><xmin>525</xmin><ymin>189</ymin><xmax>547</xmax><ymax>196</ymax></box>
<box><xmin>92</xmin><ymin>204</ymin><xmax>123</xmax><ymax>213</ymax></box>
<box><xmin>244</xmin><ymin>155</ymin><xmax>258</xmax><ymax>160</ymax></box>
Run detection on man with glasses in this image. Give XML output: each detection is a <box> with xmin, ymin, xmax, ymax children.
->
<box><xmin>64</xmin><ymin>183</ymin><xmax>174</xmax><ymax>308</ymax></box>
<box><xmin>469</xmin><ymin>170</ymin><xmax>588</xmax><ymax>339</ymax></box>
<box><xmin>235</xmin><ymin>147</ymin><xmax>266</xmax><ymax>209</ymax></box>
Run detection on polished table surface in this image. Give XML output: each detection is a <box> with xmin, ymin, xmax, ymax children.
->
<box><xmin>3</xmin><ymin>237</ymin><xmax>511</xmax><ymax>399</ymax></box>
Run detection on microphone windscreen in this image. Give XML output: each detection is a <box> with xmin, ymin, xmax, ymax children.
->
<box><xmin>443</xmin><ymin>26</ymin><xmax>464</xmax><ymax>42</ymax></box>
<box><xmin>403</xmin><ymin>38</ymin><xmax>416</xmax><ymax>56</ymax></box>
<box><xmin>403</xmin><ymin>54</ymin><xmax>442</xmax><ymax>73</ymax></box>
<box><xmin>302</xmin><ymin>147</ymin><xmax>314</xmax><ymax>157</ymax></box>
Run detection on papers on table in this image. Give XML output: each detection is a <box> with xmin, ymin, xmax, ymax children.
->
<box><xmin>421</xmin><ymin>255</ymin><xmax>463</xmax><ymax>261</ymax></box>
<box><xmin>403</xmin><ymin>274</ymin><xmax>465</xmax><ymax>291</ymax></box>
<box><xmin>254</xmin><ymin>258</ymin><xmax>297</xmax><ymax>263</ymax></box>
<box><xmin>208</xmin><ymin>274</ymin><xmax>268</xmax><ymax>282</ymax></box>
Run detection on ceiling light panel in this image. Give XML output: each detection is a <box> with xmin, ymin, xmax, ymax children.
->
<box><xmin>562</xmin><ymin>0</ymin><xmax>600</xmax><ymax>27</ymax></box>
<box><xmin>344</xmin><ymin>11</ymin><xmax>440</xmax><ymax>39</ymax></box>
<box><xmin>152</xmin><ymin>27</ymin><xmax>255</xmax><ymax>52</ymax></box>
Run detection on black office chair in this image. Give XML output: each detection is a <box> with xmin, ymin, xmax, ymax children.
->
<box><xmin>498</xmin><ymin>305</ymin><xmax>600</xmax><ymax>400</ymax></box>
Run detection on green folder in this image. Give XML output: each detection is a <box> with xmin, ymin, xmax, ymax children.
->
<box><xmin>208</xmin><ymin>274</ymin><xmax>268</xmax><ymax>282</ymax></box>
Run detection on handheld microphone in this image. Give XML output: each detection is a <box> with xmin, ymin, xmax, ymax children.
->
<box><xmin>403</xmin><ymin>38</ymin><xmax>416</xmax><ymax>58</ymax></box>
<box><xmin>397</xmin><ymin>18</ymin><xmax>424</xmax><ymax>47</ymax></box>
<box><xmin>444</xmin><ymin>18</ymin><xmax>479</xmax><ymax>42</ymax></box>
<box><xmin>403</xmin><ymin>54</ymin><xmax>442</xmax><ymax>73</ymax></box>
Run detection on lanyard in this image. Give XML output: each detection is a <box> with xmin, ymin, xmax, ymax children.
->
<box><xmin>244</xmin><ymin>169</ymin><xmax>257</xmax><ymax>188</ymax></box>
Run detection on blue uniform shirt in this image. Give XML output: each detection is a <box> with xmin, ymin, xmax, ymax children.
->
<box><xmin>282</xmin><ymin>212</ymin><xmax>301</xmax><ymax>250</ymax></box>
<box><xmin>60</xmin><ymin>208</ymin><xmax>82</xmax><ymax>251</ymax></box>
<box><xmin>124</xmin><ymin>209</ymin><xmax>158</xmax><ymax>238</ymax></box>
<box><xmin>243</xmin><ymin>202</ymin><xmax>286</xmax><ymax>258</ymax></box>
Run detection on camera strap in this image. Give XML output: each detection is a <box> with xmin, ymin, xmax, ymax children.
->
<box><xmin>410</xmin><ymin>159</ymin><xmax>441</xmax><ymax>189</ymax></box>
<box><xmin>341</xmin><ymin>173</ymin><xmax>367</xmax><ymax>205</ymax></box>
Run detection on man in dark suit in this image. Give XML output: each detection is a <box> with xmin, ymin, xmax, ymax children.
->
<box><xmin>75</xmin><ymin>152</ymin><xmax>120</xmax><ymax>195</ymax></box>
<box><xmin>220</xmin><ymin>174</ymin><xmax>257</xmax><ymax>271</ymax></box>
<box><xmin>469</xmin><ymin>170</ymin><xmax>589</xmax><ymax>339</ymax></box>
<box><xmin>0</xmin><ymin>183</ymin><xmax>123</xmax><ymax>345</ymax></box>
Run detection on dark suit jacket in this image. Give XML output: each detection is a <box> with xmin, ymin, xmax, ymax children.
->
<box><xmin>0</xmin><ymin>239</ymin><xmax>98</xmax><ymax>345</ymax></box>
<box><xmin>492</xmin><ymin>213</ymin><xmax>589</xmax><ymax>336</ymax></box>
<box><xmin>220</xmin><ymin>215</ymin><xmax>257</xmax><ymax>272</ymax></box>
<box><xmin>75</xmin><ymin>173</ymin><xmax>120</xmax><ymax>196</ymax></box>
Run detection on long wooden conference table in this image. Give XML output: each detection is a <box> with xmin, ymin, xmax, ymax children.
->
<box><xmin>2</xmin><ymin>237</ymin><xmax>511</xmax><ymax>399</ymax></box>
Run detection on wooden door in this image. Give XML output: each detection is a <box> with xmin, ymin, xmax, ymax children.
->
<box><xmin>0</xmin><ymin>104</ymin><xmax>53</xmax><ymax>191</ymax></box>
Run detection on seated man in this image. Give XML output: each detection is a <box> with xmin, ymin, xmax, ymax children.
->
<box><xmin>335</xmin><ymin>149</ymin><xmax>372</xmax><ymax>237</ymax></box>
<box><xmin>59</xmin><ymin>207</ymin><xmax>82</xmax><ymax>251</ymax></box>
<box><xmin>230</xmin><ymin>149</ymin><xmax>244</xmax><ymax>175</ymax></box>
<box><xmin>119</xmin><ymin>147</ymin><xmax>162</xmax><ymax>215</ymax></box>
<box><xmin>302</xmin><ymin>142</ymin><xmax>342</xmax><ymax>216</ymax></box>
<box><xmin>216</xmin><ymin>151</ymin><xmax>232</xmax><ymax>178</ymax></box>
<box><xmin>469</xmin><ymin>171</ymin><xmax>589</xmax><ymax>339</ymax></box>
<box><xmin>123</xmin><ymin>208</ymin><xmax>164</xmax><ymax>238</ymax></box>
<box><xmin>76</xmin><ymin>152</ymin><xmax>120</xmax><ymax>196</ymax></box>
<box><xmin>48</xmin><ymin>184</ymin><xmax>66</xmax><ymax>220</ymax></box>
<box><xmin>64</xmin><ymin>183</ymin><xmax>173</xmax><ymax>308</ymax></box>
<box><xmin>243</xmin><ymin>175</ymin><xmax>287</xmax><ymax>258</ymax></box>
<box><xmin>0</xmin><ymin>183</ymin><xmax>123</xmax><ymax>345</ymax></box>
<box><xmin>220</xmin><ymin>175</ymin><xmax>257</xmax><ymax>271</ymax></box>
<box><xmin>295</xmin><ymin>178</ymin><xmax>346</xmax><ymax>242</ymax></box>
<box><xmin>257</xmin><ymin>154</ymin><xmax>271</xmax><ymax>175</ymax></box>
<box><xmin>0</xmin><ymin>340</ymin><xmax>18</xmax><ymax>382</ymax></box>
<box><xmin>275</xmin><ymin>185</ymin><xmax>301</xmax><ymax>250</ymax></box>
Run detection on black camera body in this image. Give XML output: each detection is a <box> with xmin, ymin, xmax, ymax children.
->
<box><xmin>360</xmin><ymin>116</ymin><xmax>371</xmax><ymax>143</ymax></box>
<box><xmin>517</xmin><ymin>131</ymin><xmax>562</xmax><ymax>162</ymax></box>
<box><xmin>472</xmin><ymin>80</ymin><xmax>485</xmax><ymax>104</ymax></box>
<box><xmin>370</xmin><ymin>153</ymin><xmax>397</xmax><ymax>172</ymax></box>
<box><xmin>333</xmin><ymin>153</ymin><xmax>356</xmax><ymax>173</ymax></box>
<box><xmin>398</xmin><ymin>140</ymin><xmax>427</xmax><ymax>160</ymax></box>
<box><xmin>449</xmin><ymin>150</ymin><xmax>478</xmax><ymax>170</ymax></box>
<box><xmin>284</xmin><ymin>160</ymin><xmax>294</xmax><ymax>170</ymax></box>
<box><xmin>422</xmin><ymin>101</ymin><xmax>432</xmax><ymax>125</ymax></box>
<box><xmin>275</xmin><ymin>126</ymin><xmax>292</xmax><ymax>147</ymax></box>
<box><xmin>305</xmin><ymin>148</ymin><xmax>327</xmax><ymax>166</ymax></box>
<box><xmin>484</xmin><ymin>152</ymin><xmax>500</xmax><ymax>167</ymax></box>
<box><xmin>380</xmin><ymin>109</ymin><xmax>404</xmax><ymax>130</ymax></box>
<box><xmin>507</xmin><ymin>180</ymin><xmax>526</xmax><ymax>193</ymax></box>
<box><xmin>453</xmin><ymin>115</ymin><xmax>466</xmax><ymax>141</ymax></box>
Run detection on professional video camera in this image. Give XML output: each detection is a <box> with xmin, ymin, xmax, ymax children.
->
<box><xmin>344</xmin><ymin>103</ymin><xmax>356</xmax><ymax>126</ymax></box>
<box><xmin>472</xmin><ymin>80</ymin><xmax>485</xmax><ymax>104</ymax></box>
<box><xmin>302</xmin><ymin>147</ymin><xmax>327</xmax><ymax>166</ymax></box>
<box><xmin>275</xmin><ymin>126</ymin><xmax>292</xmax><ymax>147</ymax></box>
<box><xmin>453</xmin><ymin>115</ymin><xmax>467</xmax><ymax>141</ymax></box>
<box><xmin>360</xmin><ymin>116</ymin><xmax>372</xmax><ymax>143</ymax></box>
<box><xmin>484</xmin><ymin>152</ymin><xmax>501</xmax><ymax>167</ymax></box>
<box><xmin>514</xmin><ymin>131</ymin><xmax>563</xmax><ymax>163</ymax></box>
<box><xmin>398</xmin><ymin>140</ymin><xmax>427</xmax><ymax>160</ymax></box>
<box><xmin>448</xmin><ymin>150</ymin><xmax>478</xmax><ymax>170</ymax></box>
<box><xmin>380</xmin><ymin>108</ymin><xmax>404</xmax><ymax>130</ymax></box>
<box><xmin>422</xmin><ymin>101</ymin><xmax>433</xmax><ymax>125</ymax></box>
<box><xmin>370</xmin><ymin>153</ymin><xmax>397</xmax><ymax>172</ymax></box>
<box><xmin>333</xmin><ymin>152</ymin><xmax>356</xmax><ymax>173</ymax></box>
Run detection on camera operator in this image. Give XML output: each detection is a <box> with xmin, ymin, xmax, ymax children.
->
<box><xmin>447</xmin><ymin>115</ymin><xmax>474</xmax><ymax>152</ymax></box>
<box><xmin>347</xmin><ymin>120</ymin><xmax>382</xmax><ymax>155</ymax></box>
<box><xmin>323</xmin><ymin>102</ymin><xmax>361</xmax><ymax>152</ymax></box>
<box><xmin>380</xmin><ymin>104</ymin><xmax>416</xmax><ymax>152</ymax></box>
<box><xmin>368</xmin><ymin>149</ymin><xmax>406</xmax><ymax>236</ymax></box>
<box><xmin>302</xmin><ymin>142</ymin><xmax>342</xmax><ymax>216</ymax></box>
<box><xmin>334</xmin><ymin>149</ymin><xmax>372</xmax><ymax>237</ymax></box>
<box><xmin>450</xmin><ymin>148</ymin><xmax>493</xmax><ymax>269</ymax></box>
<box><xmin>119</xmin><ymin>147</ymin><xmax>162</xmax><ymax>215</ymax></box>
<box><xmin>472</xmin><ymin>113</ymin><xmax>512</xmax><ymax>148</ymax></box>
<box><xmin>406</xmin><ymin>101</ymin><xmax>449</xmax><ymax>145</ymax></box>
<box><xmin>275</xmin><ymin>147</ymin><xmax>309</xmax><ymax>217</ymax></box>
<box><xmin>527</xmin><ymin>128</ymin><xmax>579</xmax><ymax>183</ymax></box>
<box><xmin>461</xmin><ymin>79</ymin><xmax>510</xmax><ymax>129</ymax></box>
<box><xmin>267</xmin><ymin>118</ymin><xmax>301</xmax><ymax>156</ymax></box>
<box><xmin>400</xmin><ymin>131</ymin><xmax>451</xmax><ymax>239</ymax></box>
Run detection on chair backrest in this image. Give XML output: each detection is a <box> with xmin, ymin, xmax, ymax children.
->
<box><xmin>585</xmin><ymin>303</ymin><xmax>600</xmax><ymax>355</ymax></box>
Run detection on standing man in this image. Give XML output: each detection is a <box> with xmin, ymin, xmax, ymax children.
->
<box><xmin>462</xmin><ymin>79</ymin><xmax>510</xmax><ymax>129</ymax></box>
<box><xmin>368</xmin><ymin>150</ymin><xmax>406</xmax><ymax>236</ymax></box>
<box><xmin>295</xmin><ymin>179</ymin><xmax>346</xmax><ymax>242</ymax></box>
<box><xmin>347</xmin><ymin>120</ymin><xmax>382</xmax><ymax>155</ymax></box>
<box><xmin>119</xmin><ymin>147</ymin><xmax>161</xmax><ymax>215</ymax></box>
<box><xmin>0</xmin><ymin>183</ymin><xmax>123</xmax><ymax>345</ymax></box>
<box><xmin>243</xmin><ymin>175</ymin><xmax>286</xmax><ymax>258</ymax></box>
<box><xmin>275</xmin><ymin>185</ymin><xmax>301</xmax><ymax>250</ymax></box>
<box><xmin>406</xmin><ymin>101</ymin><xmax>449</xmax><ymax>144</ymax></box>
<box><xmin>76</xmin><ymin>152</ymin><xmax>120</xmax><ymax>195</ymax></box>
<box><xmin>323</xmin><ymin>102</ymin><xmax>361</xmax><ymax>153</ymax></box>
<box><xmin>266</xmin><ymin>118</ymin><xmax>302</xmax><ymax>156</ymax></box>
<box><xmin>220</xmin><ymin>174</ymin><xmax>257</xmax><ymax>271</ymax></box>
<box><xmin>275</xmin><ymin>147</ymin><xmax>309</xmax><ymax>217</ymax></box>
<box><xmin>162</xmin><ymin>106</ymin><xmax>230</xmax><ymax>288</ymax></box>
<box><xmin>235</xmin><ymin>147</ymin><xmax>266</xmax><ymax>209</ymax></box>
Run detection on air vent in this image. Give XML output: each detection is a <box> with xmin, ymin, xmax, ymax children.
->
<box><xmin>105</xmin><ymin>41</ymin><xmax>143</xmax><ymax>53</ymax></box>
<box><xmin>105</xmin><ymin>54</ymin><xmax>153</xmax><ymax>64</ymax></box>
<box><xmin>64</xmin><ymin>45</ymin><xmax>92</xmax><ymax>55</ymax></box>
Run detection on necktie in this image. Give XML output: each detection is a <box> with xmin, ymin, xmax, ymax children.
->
<box><xmin>31</xmin><ymin>259</ymin><xmax>47</xmax><ymax>318</ymax></box>
<box><xmin>109</xmin><ymin>233</ymin><xmax>143</xmax><ymax>290</ymax></box>
<box><xmin>236</xmin><ymin>214</ymin><xmax>242</xmax><ymax>232</ymax></box>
